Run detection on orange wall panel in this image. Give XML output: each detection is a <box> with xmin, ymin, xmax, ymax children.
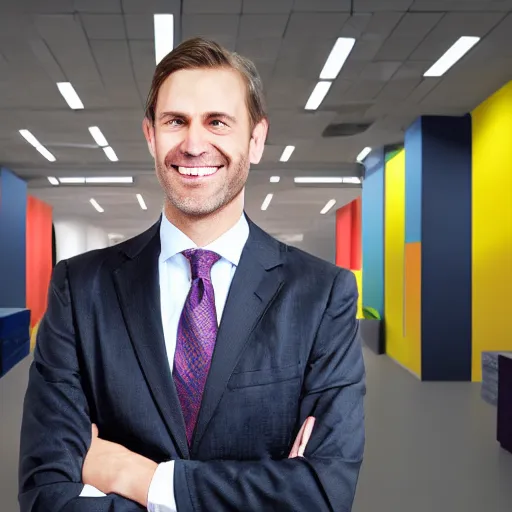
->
<box><xmin>26</xmin><ymin>196</ymin><xmax>53</xmax><ymax>328</ymax></box>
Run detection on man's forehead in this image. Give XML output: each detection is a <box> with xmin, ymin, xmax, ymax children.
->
<box><xmin>156</xmin><ymin>68</ymin><xmax>247</xmax><ymax>114</ymax></box>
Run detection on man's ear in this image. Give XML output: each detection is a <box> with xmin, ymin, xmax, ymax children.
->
<box><xmin>249</xmin><ymin>118</ymin><xmax>269</xmax><ymax>165</ymax></box>
<box><xmin>142</xmin><ymin>118</ymin><xmax>156</xmax><ymax>159</ymax></box>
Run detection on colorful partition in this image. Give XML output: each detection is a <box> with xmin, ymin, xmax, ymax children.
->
<box><xmin>361</xmin><ymin>149</ymin><xmax>384</xmax><ymax>319</ymax></box>
<box><xmin>26</xmin><ymin>196</ymin><xmax>53</xmax><ymax>329</ymax></box>
<box><xmin>335</xmin><ymin>197</ymin><xmax>363</xmax><ymax>318</ymax></box>
<box><xmin>0</xmin><ymin>168</ymin><xmax>27</xmax><ymax>308</ymax></box>
<box><xmin>472</xmin><ymin>80</ymin><xmax>512</xmax><ymax>381</ymax></box>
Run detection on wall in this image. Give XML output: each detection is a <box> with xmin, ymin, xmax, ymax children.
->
<box><xmin>54</xmin><ymin>219</ymin><xmax>109</xmax><ymax>262</ymax></box>
<box><xmin>26</xmin><ymin>196</ymin><xmax>53</xmax><ymax>328</ymax></box>
<box><xmin>0</xmin><ymin>168</ymin><xmax>27</xmax><ymax>308</ymax></box>
<box><xmin>472</xmin><ymin>80</ymin><xmax>512</xmax><ymax>381</ymax></box>
<box><xmin>335</xmin><ymin>197</ymin><xmax>363</xmax><ymax>318</ymax></box>
<box><xmin>362</xmin><ymin>149</ymin><xmax>384</xmax><ymax>318</ymax></box>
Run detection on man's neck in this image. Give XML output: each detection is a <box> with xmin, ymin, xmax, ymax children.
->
<box><xmin>164</xmin><ymin>198</ymin><xmax>244</xmax><ymax>247</ymax></box>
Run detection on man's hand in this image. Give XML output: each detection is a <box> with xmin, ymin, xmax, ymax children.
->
<box><xmin>288</xmin><ymin>417</ymin><xmax>315</xmax><ymax>458</ymax></box>
<box><xmin>83</xmin><ymin>424</ymin><xmax>158</xmax><ymax>506</ymax></box>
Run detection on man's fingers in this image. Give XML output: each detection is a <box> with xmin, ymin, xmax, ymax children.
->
<box><xmin>288</xmin><ymin>419</ymin><xmax>307</xmax><ymax>458</ymax></box>
<box><xmin>297</xmin><ymin>417</ymin><xmax>315</xmax><ymax>457</ymax></box>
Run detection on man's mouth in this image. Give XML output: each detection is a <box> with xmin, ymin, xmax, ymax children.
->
<box><xmin>171</xmin><ymin>165</ymin><xmax>222</xmax><ymax>177</ymax></box>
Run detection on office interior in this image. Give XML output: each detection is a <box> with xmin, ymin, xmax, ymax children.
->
<box><xmin>1</xmin><ymin>1</ymin><xmax>512</xmax><ymax>511</ymax></box>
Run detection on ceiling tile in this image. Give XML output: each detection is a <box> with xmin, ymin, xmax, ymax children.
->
<box><xmin>183</xmin><ymin>0</ymin><xmax>242</xmax><ymax>14</ymax></box>
<box><xmin>242</xmin><ymin>0</ymin><xmax>293</xmax><ymax>13</ymax></box>
<box><xmin>238</xmin><ymin>14</ymin><xmax>289</xmax><ymax>39</ymax></box>
<box><xmin>74</xmin><ymin>0</ymin><xmax>122</xmax><ymax>13</ymax></box>
<box><xmin>236</xmin><ymin>38</ymin><xmax>281</xmax><ymax>61</ymax></box>
<box><xmin>25</xmin><ymin>0</ymin><xmax>74</xmax><ymax>13</ymax></box>
<box><xmin>182</xmin><ymin>14</ymin><xmax>239</xmax><ymax>43</ymax></box>
<box><xmin>354</xmin><ymin>0</ymin><xmax>413</xmax><ymax>10</ymax></box>
<box><xmin>121</xmin><ymin>0</ymin><xmax>181</xmax><ymax>14</ymax></box>
<box><xmin>411</xmin><ymin>0</ymin><xmax>512</xmax><ymax>12</ymax></box>
<box><xmin>81</xmin><ymin>14</ymin><xmax>125</xmax><ymax>40</ymax></box>
<box><xmin>284</xmin><ymin>12</ymin><xmax>350</xmax><ymax>41</ymax></box>
<box><xmin>292</xmin><ymin>0</ymin><xmax>351</xmax><ymax>11</ymax></box>
<box><xmin>360</xmin><ymin>61</ymin><xmax>402</xmax><ymax>81</ymax></box>
<box><xmin>409</xmin><ymin>12</ymin><xmax>505</xmax><ymax>61</ymax></box>
<box><xmin>124</xmin><ymin>13</ymin><xmax>154</xmax><ymax>40</ymax></box>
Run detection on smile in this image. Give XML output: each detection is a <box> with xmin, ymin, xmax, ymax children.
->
<box><xmin>171</xmin><ymin>165</ymin><xmax>221</xmax><ymax>177</ymax></box>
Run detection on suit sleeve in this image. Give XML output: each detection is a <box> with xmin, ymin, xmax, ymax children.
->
<box><xmin>173</xmin><ymin>269</ymin><xmax>366</xmax><ymax>512</ymax></box>
<box><xmin>18</xmin><ymin>260</ymin><xmax>144</xmax><ymax>511</ymax></box>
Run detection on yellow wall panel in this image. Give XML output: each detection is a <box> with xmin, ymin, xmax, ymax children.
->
<box><xmin>472</xmin><ymin>80</ymin><xmax>512</xmax><ymax>381</ymax></box>
<box><xmin>384</xmin><ymin>150</ymin><xmax>408</xmax><ymax>368</ymax></box>
<box><xmin>405</xmin><ymin>242</ymin><xmax>422</xmax><ymax>377</ymax></box>
<box><xmin>352</xmin><ymin>270</ymin><xmax>363</xmax><ymax>319</ymax></box>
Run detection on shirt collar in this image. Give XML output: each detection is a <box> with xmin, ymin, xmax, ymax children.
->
<box><xmin>159</xmin><ymin>212</ymin><xmax>249</xmax><ymax>266</ymax></box>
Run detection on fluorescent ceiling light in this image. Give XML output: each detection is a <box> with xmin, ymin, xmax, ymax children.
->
<box><xmin>270</xmin><ymin>176</ymin><xmax>281</xmax><ymax>183</ymax></box>
<box><xmin>320</xmin><ymin>37</ymin><xmax>356</xmax><ymax>80</ymax></box>
<box><xmin>280</xmin><ymin>146</ymin><xmax>295</xmax><ymax>162</ymax></box>
<box><xmin>60</xmin><ymin>177</ymin><xmax>86</xmax><ymax>184</ymax></box>
<box><xmin>19</xmin><ymin>129</ymin><xmax>41</xmax><ymax>147</ymax></box>
<box><xmin>103</xmin><ymin>146</ymin><xmax>119</xmax><ymax>162</ymax></box>
<box><xmin>88</xmin><ymin>126</ymin><xmax>108</xmax><ymax>147</ymax></box>
<box><xmin>86</xmin><ymin>177</ymin><xmax>133</xmax><ymax>184</ymax></box>
<box><xmin>19</xmin><ymin>129</ymin><xmax>56</xmax><ymax>162</ymax></box>
<box><xmin>90</xmin><ymin>198</ymin><xmax>104</xmax><ymax>213</ymax></box>
<box><xmin>154</xmin><ymin>14</ymin><xmax>174</xmax><ymax>65</ymax></box>
<box><xmin>261</xmin><ymin>193</ymin><xmax>273</xmax><ymax>211</ymax></box>
<box><xmin>57</xmin><ymin>82</ymin><xmax>84</xmax><ymax>110</ymax></box>
<box><xmin>36</xmin><ymin>145</ymin><xmax>57</xmax><ymax>162</ymax></box>
<box><xmin>320</xmin><ymin>199</ymin><xmax>337</xmax><ymax>215</ymax></box>
<box><xmin>295</xmin><ymin>177</ymin><xmax>343</xmax><ymax>184</ymax></box>
<box><xmin>136</xmin><ymin>193</ymin><xmax>148</xmax><ymax>210</ymax></box>
<box><xmin>424</xmin><ymin>36</ymin><xmax>480</xmax><ymax>77</ymax></box>
<box><xmin>47</xmin><ymin>177</ymin><xmax>59</xmax><ymax>186</ymax></box>
<box><xmin>342</xmin><ymin>177</ymin><xmax>361</xmax><ymax>184</ymax></box>
<box><xmin>356</xmin><ymin>147</ymin><xmax>372</xmax><ymax>162</ymax></box>
<box><xmin>305</xmin><ymin>81</ymin><xmax>332</xmax><ymax>110</ymax></box>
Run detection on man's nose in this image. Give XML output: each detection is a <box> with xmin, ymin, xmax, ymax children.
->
<box><xmin>180</xmin><ymin>121</ymin><xmax>209</xmax><ymax>157</ymax></box>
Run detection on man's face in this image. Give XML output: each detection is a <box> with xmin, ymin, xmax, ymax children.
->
<box><xmin>143</xmin><ymin>67</ymin><xmax>267</xmax><ymax>218</ymax></box>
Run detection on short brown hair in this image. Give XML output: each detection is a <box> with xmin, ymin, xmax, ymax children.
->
<box><xmin>145</xmin><ymin>37</ymin><xmax>267</xmax><ymax>130</ymax></box>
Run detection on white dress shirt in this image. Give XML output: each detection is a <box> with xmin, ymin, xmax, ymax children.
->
<box><xmin>79</xmin><ymin>213</ymin><xmax>249</xmax><ymax>509</ymax></box>
<box><xmin>148</xmin><ymin>212</ymin><xmax>249</xmax><ymax>511</ymax></box>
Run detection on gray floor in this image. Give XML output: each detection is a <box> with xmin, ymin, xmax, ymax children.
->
<box><xmin>1</xmin><ymin>350</ymin><xmax>511</xmax><ymax>511</ymax></box>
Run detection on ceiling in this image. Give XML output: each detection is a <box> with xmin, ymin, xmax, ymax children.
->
<box><xmin>1</xmin><ymin>0</ymin><xmax>512</xmax><ymax>253</ymax></box>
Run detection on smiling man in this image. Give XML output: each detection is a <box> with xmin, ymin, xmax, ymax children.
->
<box><xmin>18</xmin><ymin>38</ymin><xmax>366</xmax><ymax>511</ymax></box>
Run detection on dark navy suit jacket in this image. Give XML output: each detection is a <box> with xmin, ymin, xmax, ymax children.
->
<box><xmin>18</xmin><ymin>217</ymin><xmax>366</xmax><ymax>511</ymax></box>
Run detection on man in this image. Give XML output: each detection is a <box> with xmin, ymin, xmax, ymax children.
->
<box><xmin>19</xmin><ymin>37</ymin><xmax>365</xmax><ymax>511</ymax></box>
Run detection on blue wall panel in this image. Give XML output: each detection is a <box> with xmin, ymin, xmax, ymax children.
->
<box><xmin>405</xmin><ymin>119</ymin><xmax>422</xmax><ymax>244</ymax></box>
<box><xmin>0</xmin><ymin>168</ymin><xmax>27</xmax><ymax>308</ymax></box>
<box><xmin>420</xmin><ymin>116</ymin><xmax>472</xmax><ymax>381</ymax></box>
<box><xmin>362</xmin><ymin>148</ymin><xmax>384</xmax><ymax>317</ymax></box>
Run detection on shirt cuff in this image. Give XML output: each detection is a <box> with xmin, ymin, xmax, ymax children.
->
<box><xmin>79</xmin><ymin>484</ymin><xmax>107</xmax><ymax>497</ymax></box>
<box><xmin>147</xmin><ymin>461</ymin><xmax>177</xmax><ymax>512</ymax></box>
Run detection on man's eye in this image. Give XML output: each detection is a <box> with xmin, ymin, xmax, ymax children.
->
<box><xmin>167</xmin><ymin>119</ymin><xmax>184</xmax><ymax>126</ymax></box>
<box><xmin>211</xmin><ymin>119</ymin><xmax>227</xmax><ymax>127</ymax></box>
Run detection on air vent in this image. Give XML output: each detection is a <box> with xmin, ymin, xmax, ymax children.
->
<box><xmin>322</xmin><ymin>122</ymin><xmax>372</xmax><ymax>137</ymax></box>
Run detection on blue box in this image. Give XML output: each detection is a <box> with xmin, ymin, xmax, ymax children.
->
<box><xmin>0</xmin><ymin>308</ymin><xmax>31</xmax><ymax>378</ymax></box>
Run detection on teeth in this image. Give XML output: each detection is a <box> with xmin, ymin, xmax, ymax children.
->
<box><xmin>177</xmin><ymin>166</ymin><xmax>218</xmax><ymax>176</ymax></box>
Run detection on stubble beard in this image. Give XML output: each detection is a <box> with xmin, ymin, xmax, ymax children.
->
<box><xmin>156</xmin><ymin>152</ymin><xmax>250</xmax><ymax>218</ymax></box>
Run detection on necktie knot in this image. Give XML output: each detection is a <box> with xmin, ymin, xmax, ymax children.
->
<box><xmin>182</xmin><ymin>249</ymin><xmax>221</xmax><ymax>280</ymax></box>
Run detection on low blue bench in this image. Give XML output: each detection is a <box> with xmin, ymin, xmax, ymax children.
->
<box><xmin>0</xmin><ymin>308</ymin><xmax>31</xmax><ymax>378</ymax></box>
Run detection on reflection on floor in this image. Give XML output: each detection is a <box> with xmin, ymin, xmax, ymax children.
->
<box><xmin>1</xmin><ymin>350</ymin><xmax>511</xmax><ymax>511</ymax></box>
<box><xmin>354</xmin><ymin>348</ymin><xmax>512</xmax><ymax>512</ymax></box>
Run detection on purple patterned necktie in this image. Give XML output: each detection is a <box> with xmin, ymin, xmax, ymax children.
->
<box><xmin>173</xmin><ymin>249</ymin><xmax>221</xmax><ymax>446</ymax></box>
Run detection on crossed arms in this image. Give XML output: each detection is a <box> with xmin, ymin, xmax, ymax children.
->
<box><xmin>18</xmin><ymin>261</ymin><xmax>365</xmax><ymax>511</ymax></box>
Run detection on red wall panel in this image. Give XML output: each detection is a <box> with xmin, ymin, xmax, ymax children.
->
<box><xmin>335</xmin><ymin>196</ymin><xmax>362</xmax><ymax>270</ymax></box>
<box><xmin>26</xmin><ymin>196</ymin><xmax>53</xmax><ymax>328</ymax></box>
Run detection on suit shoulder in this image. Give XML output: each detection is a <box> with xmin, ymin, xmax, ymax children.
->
<box><xmin>284</xmin><ymin>244</ymin><xmax>342</xmax><ymax>278</ymax></box>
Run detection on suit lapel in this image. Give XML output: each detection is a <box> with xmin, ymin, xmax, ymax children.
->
<box><xmin>192</xmin><ymin>221</ymin><xmax>285</xmax><ymax>452</ymax></box>
<box><xmin>112</xmin><ymin>222</ymin><xmax>189</xmax><ymax>459</ymax></box>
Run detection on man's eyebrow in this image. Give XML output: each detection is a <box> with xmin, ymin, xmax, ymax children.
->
<box><xmin>158</xmin><ymin>111</ymin><xmax>187</xmax><ymax>120</ymax></box>
<box><xmin>205</xmin><ymin>112</ymin><xmax>237</xmax><ymax>124</ymax></box>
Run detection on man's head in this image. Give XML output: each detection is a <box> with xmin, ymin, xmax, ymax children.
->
<box><xmin>143</xmin><ymin>37</ymin><xmax>268</xmax><ymax>219</ymax></box>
